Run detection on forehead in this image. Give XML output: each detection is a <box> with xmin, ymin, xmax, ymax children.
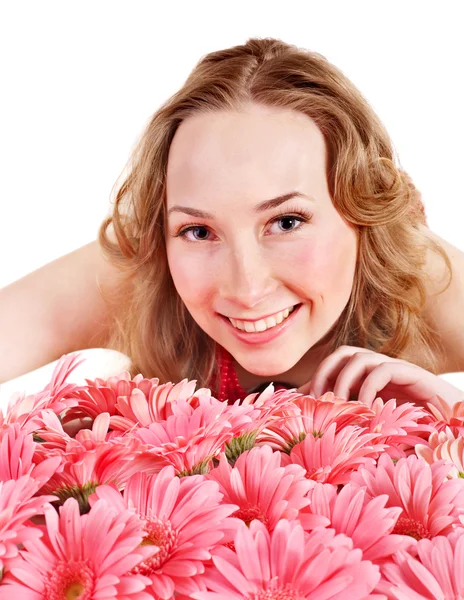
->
<box><xmin>165</xmin><ymin>104</ymin><xmax>328</xmax><ymax>208</ymax></box>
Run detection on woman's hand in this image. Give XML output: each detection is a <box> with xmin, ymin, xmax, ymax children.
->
<box><xmin>297</xmin><ymin>345</ymin><xmax>464</xmax><ymax>409</ymax></box>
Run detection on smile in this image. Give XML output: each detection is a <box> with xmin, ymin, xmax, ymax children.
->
<box><xmin>227</xmin><ymin>304</ymin><xmax>299</xmax><ymax>333</ymax></box>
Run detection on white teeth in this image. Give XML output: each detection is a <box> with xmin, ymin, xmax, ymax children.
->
<box><xmin>264</xmin><ymin>315</ymin><xmax>277</xmax><ymax>329</ymax></box>
<box><xmin>229</xmin><ymin>305</ymin><xmax>296</xmax><ymax>333</ymax></box>
<box><xmin>254</xmin><ymin>320</ymin><xmax>267</xmax><ymax>332</ymax></box>
<box><xmin>244</xmin><ymin>321</ymin><xmax>255</xmax><ymax>333</ymax></box>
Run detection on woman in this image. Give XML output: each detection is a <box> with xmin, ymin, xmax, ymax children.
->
<box><xmin>1</xmin><ymin>37</ymin><xmax>464</xmax><ymax>407</ymax></box>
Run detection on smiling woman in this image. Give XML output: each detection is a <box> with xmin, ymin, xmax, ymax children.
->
<box><xmin>164</xmin><ymin>104</ymin><xmax>358</xmax><ymax>389</ymax></box>
<box><xmin>2</xmin><ymin>37</ymin><xmax>463</xmax><ymax>405</ymax></box>
<box><xmin>89</xmin><ymin>37</ymin><xmax>459</xmax><ymax>399</ymax></box>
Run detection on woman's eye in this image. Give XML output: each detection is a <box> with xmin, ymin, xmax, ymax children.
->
<box><xmin>175</xmin><ymin>213</ymin><xmax>310</xmax><ymax>242</ymax></box>
<box><xmin>178</xmin><ymin>226</ymin><xmax>212</xmax><ymax>242</ymax></box>
<box><xmin>269</xmin><ymin>215</ymin><xmax>305</xmax><ymax>233</ymax></box>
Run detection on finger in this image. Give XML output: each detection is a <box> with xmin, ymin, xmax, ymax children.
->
<box><xmin>356</xmin><ymin>362</ymin><xmax>420</xmax><ymax>406</ymax></box>
<box><xmin>310</xmin><ymin>346</ymin><xmax>373</xmax><ymax>398</ymax></box>
<box><xmin>297</xmin><ymin>379</ymin><xmax>313</xmax><ymax>396</ymax></box>
<box><xmin>332</xmin><ymin>355</ymin><xmax>382</xmax><ymax>400</ymax></box>
<box><xmin>332</xmin><ymin>353</ymin><xmax>401</xmax><ymax>400</ymax></box>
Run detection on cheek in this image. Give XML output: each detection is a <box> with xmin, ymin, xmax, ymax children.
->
<box><xmin>166</xmin><ymin>245</ymin><xmax>216</xmax><ymax>306</ymax></box>
<box><xmin>289</xmin><ymin>233</ymin><xmax>357</xmax><ymax>296</ymax></box>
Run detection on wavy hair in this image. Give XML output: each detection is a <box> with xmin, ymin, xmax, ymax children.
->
<box><xmin>97</xmin><ymin>37</ymin><xmax>452</xmax><ymax>392</ymax></box>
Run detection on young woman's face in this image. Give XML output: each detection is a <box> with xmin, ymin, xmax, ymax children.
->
<box><xmin>165</xmin><ymin>103</ymin><xmax>358</xmax><ymax>379</ymax></box>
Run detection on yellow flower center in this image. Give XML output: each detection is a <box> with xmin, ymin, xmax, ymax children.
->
<box><xmin>66</xmin><ymin>583</ymin><xmax>85</xmax><ymax>599</ymax></box>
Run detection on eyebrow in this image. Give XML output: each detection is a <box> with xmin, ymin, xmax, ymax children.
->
<box><xmin>167</xmin><ymin>191</ymin><xmax>314</xmax><ymax>219</ymax></box>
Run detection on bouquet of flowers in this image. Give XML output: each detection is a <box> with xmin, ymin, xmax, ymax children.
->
<box><xmin>1</xmin><ymin>352</ymin><xmax>463</xmax><ymax>599</ymax></box>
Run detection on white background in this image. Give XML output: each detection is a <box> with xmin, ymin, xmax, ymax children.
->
<box><xmin>1</xmin><ymin>0</ymin><xmax>463</xmax><ymax>289</ymax></box>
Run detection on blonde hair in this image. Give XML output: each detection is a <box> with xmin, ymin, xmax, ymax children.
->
<box><xmin>98</xmin><ymin>37</ymin><xmax>452</xmax><ymax>392</ymax></box>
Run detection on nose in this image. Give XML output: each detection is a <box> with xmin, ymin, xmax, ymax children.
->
<box><xmin>219</xmin><ymin>243</ymin><xmax>277</xmax><ymax>309</ymax></box>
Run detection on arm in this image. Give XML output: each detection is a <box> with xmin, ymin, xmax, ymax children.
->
<box><xmin>0</xmin><ymin>238</ymin><xmax>125</xmax><ymax>383</ymax></box>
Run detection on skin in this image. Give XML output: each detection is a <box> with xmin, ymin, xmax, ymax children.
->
<box><xmin>165</xmin><ymin>102</ymin><xmax>358</xmax><ymax>391</ymax></box>
<box><xmin>299</xmin><ymin>345</ymin><xmax>464</xmax><ymax>408</ymax></box>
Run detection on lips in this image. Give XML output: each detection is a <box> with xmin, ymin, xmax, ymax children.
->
<box><xmin>228</xmin><ymin>304</ymin><xmax>299</xmax><ymax>333</ymax></box>
<box><xmin>223</xmin><ymin>303</ymin><xmax>300</xmax><ymax>323</ymax></box>
<box><xmin>219</xmin><ymin>303</ymin><xmax>303</xmax><ymax>345</ymax></box>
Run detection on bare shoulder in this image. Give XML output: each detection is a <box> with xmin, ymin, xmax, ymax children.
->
<box><xmin>53</xmin><ymin>225</ymin><xmax>130</xmax><ymax>351</ymax></box>
<box><xmin>418</xmin><ymin>223</ymin><xmax>464</xmax><ymax>373</ymax></box>
<box><xmin>0</xmin><ymin>225</ymin><xmax>128</xmax><ymax>382</ymax></box>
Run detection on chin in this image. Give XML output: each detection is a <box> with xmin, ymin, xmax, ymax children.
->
<box><xmin>239</xmin><ymin>355</ymin><xmax>296</xmax><ymax>378</ymax></box>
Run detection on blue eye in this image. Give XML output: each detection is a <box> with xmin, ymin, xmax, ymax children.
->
<box><xmin>270</xmin><ymin>215</ymin><xmax>305</xmax><ymax>233</ymax></box>
<box><xmin>180</xmin><ymin>226</ymin><xmax>211</xmax><ymax>241</ymax></box>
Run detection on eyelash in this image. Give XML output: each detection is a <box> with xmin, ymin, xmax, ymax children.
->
<box><xmin>173</xmin><ymin>205</ymin><xmax>313</xmax><ymax>243</ymax></box>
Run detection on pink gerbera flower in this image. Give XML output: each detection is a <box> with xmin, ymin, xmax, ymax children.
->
<box><xmin>0</xmin><ymin>353</ymin><xmax>85</xmax><ymax>432</ymax></box>
<box><xmin>367</xmin><ymin>398</ymin><xmax>434</xmax><ymax>459</ymax></box>
<box><xmin>94</xmin><ymin>467</ymin><xmax>238</xmax><ymax>599</ymax></box>
<box><xmin>239</xmin><ymin>386</ymin><xmax>311</xmax><ymax>434</ymax></box>
<box><xmin>416</xmin><ymin>428</ymin><xmax>464</xmax><ymax>478</ymax></box>
<box><xmin>207</xmin><ymin>446</ymin><xmax>324</xmax><ymax>531</ymax></box>
<box><xmin>134</xmin><ymin>399</ymin><xmax>236</xmax><ymax>475</ymax></box>
<box><xmin>64</xmin><ymin>370</ymin><xmax>163</xmax><ymax>420</ymax></box>
<box><xmin>351</xmin><ymin>453</ymin><xmax>464</xmax><ymax>540</ymax></box>
<box><xmin>169</xmin><ymin>394</ymin><xmax>255</xmax><ymax>441</ymax></box>
<box><xmin>31</xmin><ymin>409</ymin><xmax>75</xmax><ymax>450</ymax></box>
<box><xmin>36</xmin><ymin>409</ymin><xmax>126</xmax><ymax>448</ymax></box>
<box><xmin>282</xmin><ymin>422</ymin><xmax>384</xmax><ymax>485</ymax></box>
<box><xmin>258</xmin><ymin>392</ymin><xmax>372</xmax><ymax>453</ymax></box>
<box><xmin>217</xmin><ymin>386</ymin><xmax>299</xmax><ymax>464</ymax></box>
<box><xmin>0</xmin><ymin>423</ymin><xmax>61</xmax><ymax>485</ymax></box>
<box><xmin>380</xmin><ymin>529</ymin><xmax>464</xmax><ymax>599</ymax></box>
<box><xmin>0</xmin><ymin>497</ymin><xmax>157</xmax><ymax>599</ymax></box>
<box><xmin>424</xmin><ymin>396</ymin><xmax>464</xmax><ymax>437</ymax></box>
<box><xmin>113</xmin><ymin>380</ymin><xmax>212</xmax><ymax>431</ymax></box>
<box><xmin>65</xmin><ymin>371</ymin><xmax>204</xmax><ymax>433</ymax></box>
<box><xmin>191</xmin><ymin>520</ymin><xmax>380</xmax><ymax>599</ymax></box>
<box><xmin>0</xmin><ymin>475</ymin><xmax>56</xmax><ymax>573</ymax></box>
<box><xmin>240</xmin><ymin>383</ymin><xmax>300</xmax><ymax>418</ymax></box>
<box><xmin>303</xmin><ymin>482</ymin><xmax>412</xmax><ymax>562</ymax></box>
<box><xmin>40</xmin><ymin>414</ymin><xmax>159</xmax><ymax>512</ymax></box>
<box><xmin>156</xmin><ymin>386</ymin><xmax>297</xmax><ymax>467</ymax></box>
